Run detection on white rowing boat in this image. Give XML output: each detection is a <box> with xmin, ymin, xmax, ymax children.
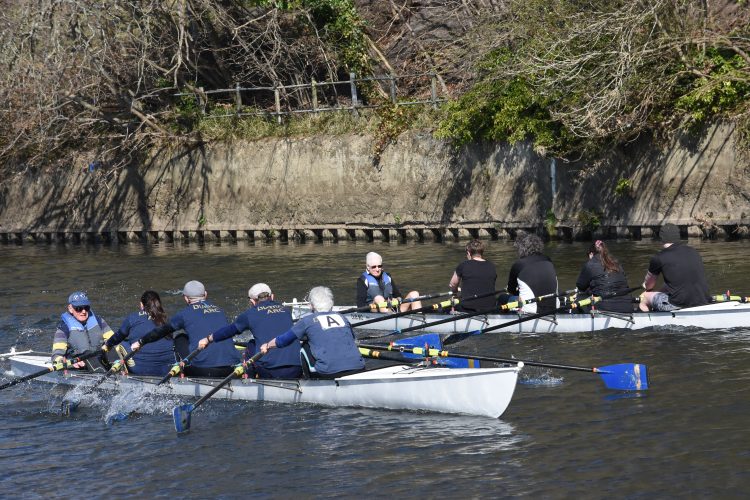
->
<box><xmin>289</xmin><ymin>301</ymin><xmax>750</xmax><ymax>334</ymax></box>
<box><xmin>5</xmin><ymin>354</ymin><xmax>521</xmax><ymax>419</ymax></box>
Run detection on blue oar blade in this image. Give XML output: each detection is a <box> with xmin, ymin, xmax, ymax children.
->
<box><xmin>394</xmin><ymin>333</ymin><xmax>443</xmax><ymax>349</ymax></box>
<box><xmin>393</xmin><ymin>334</ymin><xmax>479</xmax><ymax>368</ymax></box>
<box><xmin>598</xmin><ymin>364</ymin><xmax>649</xmax><ymax>391</ymax></box>
<box><xmin>173</xmin><ymin>404</ymin><xmax>195</xmax><ymax>433</ymax></box>
<box><xmin>106</xmin><ymin>413</ymin><xmax>129</xmax><ymax>426</ymax></box>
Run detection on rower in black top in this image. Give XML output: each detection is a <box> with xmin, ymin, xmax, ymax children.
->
<box><xmin>504</xmin><ymin>231</ymin><xmax>559</xmax><ymax>314</ymax></box>
<box><xmin>639</xmin><ymin>223</ymin><xmax>710</xmax><ymax>311</ymax></box>
<box><xmin>576</xmin><ymin>240</ymin><xmax>634</xmax><ymax>313</ymax></box>
<box><xmin>449</xmin><ymin>239</ymin><xmax>497</xmax><ymax>312</ymax></box>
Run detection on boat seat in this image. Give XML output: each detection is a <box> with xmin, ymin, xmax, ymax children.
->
<box><xmin>300</xmin><ymin>345</ymin><xmax>317</xmax><ymax>379</ymax></box>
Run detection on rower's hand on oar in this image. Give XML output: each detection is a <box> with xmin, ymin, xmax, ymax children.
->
<box><xmin>57</xmin><ymin>356</ymin><xmax>85</xmax><ymax>369</ymax></box>
<box><xmin>197</xmin><ymin>335</ymin><xmax>213</xmax><ymax>350</ymax></box>
<box><xmin>130</xmin><ymin>341</ymin><xmax>142</xmax><ymax>352</ymax></box>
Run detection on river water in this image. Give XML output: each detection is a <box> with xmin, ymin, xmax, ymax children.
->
<box><xmin>1</xmin><ymin>239</ymin><xmax>749</xmax><ymax>497</ymax></box>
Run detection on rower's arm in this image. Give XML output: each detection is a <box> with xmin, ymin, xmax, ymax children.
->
<box><xmin>273</xmin><ymin>329</ymin><xmax>297</xmax><ymax>349</ymax></box>
<box><xmin>139</xmin><ymin>324</ymin><xmax>176</xmax><ymax>346</ymax></box>
<box><xmin>642</xmin><ymin>271</ymin><xmax>657</xmax><ymax>291</ymax></box>
<box><xmin>51</xmin><ymin>323</ymin><xmax>70</xmax><ymax>362</ymax></box>
<box><xmin>449</xmin><ymin>271</ymin><xmax>460</xmax><ymax>292</ymax></box>
<box><xmin>210</xmin><ymin>323</ymin><xmax>240</xmax><ymax>343</ymax></box>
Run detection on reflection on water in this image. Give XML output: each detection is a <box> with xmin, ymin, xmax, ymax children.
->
<box><xmin>1</xmin><ymin>239</ymin><xmax>750</xmax><ymax>496</ymax></box>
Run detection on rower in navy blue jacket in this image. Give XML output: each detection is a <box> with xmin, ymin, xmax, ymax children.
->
<box><xmin>261</xmin><ymin>286</ymin><xmax>365</xmax><ymax>379</ymax></box>
<box><xmin>196</xmin><ymin>283</ymin><xmax>301</xmax><ymax>379</ymax></box>
<box><xmin>132</xmin><ymin>280</ymin><xmax>241</xmax><ymax>377</ymax></box>
<box><xmin>103</xmin><ymin>290</ymin><xmax>175</xmax><ymax>376</ymax></box>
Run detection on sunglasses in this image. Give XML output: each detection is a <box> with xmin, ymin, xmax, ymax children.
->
<box><xmin>73</xmin><ymin>305</ymin><xmax>90</xmax><ymax>313</ymax></box>
<box><xmin>369</xmin><ymin>264</ymin><xmax>383</xmax><ymax>269</ymax></box>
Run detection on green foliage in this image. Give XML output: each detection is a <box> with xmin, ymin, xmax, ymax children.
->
<box><xmin>436</xmin><ymin>74</ymin><xmax>575</xmax><ymax>154</ymax></box>
<box><xmin>306</xmin><ymin>0</ymin><xmax>371</xmax><ymax>74</ymax></box>
<box><xmin>173</xmin><ymin>93</ymin><xmax>203</xmax><ymax>132</ymax></box>
<box><xmin>577</xmin><ymin>209</ymin><xmax>601</xmax><ymax>232</ymax></box>
<box><xmin>614</xmin><ymin>178</ymin><xmax>632</xmax><ymax>198</ymax></box>
<box><xmin>675</xmin><ymin>48</ymin><xmax>750</xmax><ymax>131</ymax></box>
<box><xmin>436</xmin><ymin>1</ymin><xmax>750</xmax><ymax>160</ymax></box>
<box><xmin>544</xmin><ymin>209</ymin><xmax>558</xmax><ymax>238</ymax></box>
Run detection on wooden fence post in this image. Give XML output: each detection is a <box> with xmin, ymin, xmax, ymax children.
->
<box><xmin>235</xmin><ymin>83</ymin><xmax>242</xmax><ymax>116</ymax></box>
<box><xmin>312</xmin><ymin>78</ymin><xmax>318</xmax><ymax>113</ymax></box>
<box><xmin>430</xmin><ymin>72</ymin><xmax>438</xmax><ymax>109</ymax></box>
<box><xmin>389</xmin><ymin>75</ymin><xmax>397</xmax><ymax>104</ymax></box>
<box><xmin>350</xmin><ymin>72</ymin><xmax>358</xmax><ymax>115</ymax></box>
<box><xmin>198</xmin><ymin>86</ymin><xmax>205</xmax><ymax>114</ymax></box>
<box><xmin>274</xmin><ymin>84</ymin><xmax>282</xmax><ymax>124</ymax></box>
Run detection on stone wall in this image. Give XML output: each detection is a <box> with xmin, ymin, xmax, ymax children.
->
<box><xmin>0</xmin><ymin>122</ymin><xmax>747</xmax><ymax>242</ymax></box>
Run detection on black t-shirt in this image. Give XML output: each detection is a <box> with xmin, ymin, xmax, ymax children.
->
<box><xmin>507</xmin><ymin>254</ymin><xmax>558</xmax><ymax>314</ymax></box>
<box><xmin>454</xmin><ymin>259</ymin><xmax>497</xmax><ymax>312</ymax></box>
<box><xmin>575</xmin><ymin>257</ymin><xmax>633</xmax><ymax>313</ymax></box>
<box><xmin>648</xmin><ymin>243</ymin><xmax>710</xmax><ymax>307</ymax></box>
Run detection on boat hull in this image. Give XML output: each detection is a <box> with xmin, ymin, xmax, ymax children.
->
<box><xmin>309</xmin><ymin>301</ymin><xmax>750</xmax><ymax>334</ymax></box>
<box><xmin>7</xmin><ymin>355</ymin><xmax>520</xmax><ymax>419</ymax></box>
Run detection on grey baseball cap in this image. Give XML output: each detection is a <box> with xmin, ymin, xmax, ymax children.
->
<box><xmin>182</xmin><ymin>280</ymin><xmax>206</xmax><ymax>298</ymax></box>
<box><xmin>248</xmin><ymin>283</ymin><xmax>272</xmax><ymax>299</ymax></box>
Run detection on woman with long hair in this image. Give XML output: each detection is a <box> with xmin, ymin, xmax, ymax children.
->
<box><xmin>575</xmin><ymin>240</ymin><xmax>634</xmax><ymax>312</ymax></box>
<box><xmin>103</xmin><ymin>290</ymin><xmax>175</xmax><ymax>376</ymax></box>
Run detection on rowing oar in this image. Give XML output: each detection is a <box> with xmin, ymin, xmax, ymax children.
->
<box><xmin>60</xmin><ymin>346</ymin><xmax>142</xmax><ymax>415</ymax></box>
<box><xmin>711</xmin><ymin>292</ymin><xmax>750</xmax><ymax>303</ymax></box>
<box><xmin>351</xmin><ymin>289</ymin><xmax>506</xmax><ymax>329</ymax></box>
<box><xmin>358</xmin><ymin>343</ymin><xmax>649</xmax><ymax>391</ymax></box>
<box><xmin>442</xmin><ymin>287</ymin><xmax>642</xmax><ymax>345</ymax></box>
<box><xmin>0</xmin><ymin>350</ymin><xmax>103</xmax><ymax>391</ymax></box>
<box><xmin>285</xmin><ymin>291</ymin><xmax>454</xmax><ymax>315</ymax></box>
<box><xmin>157</xmin><ymin>348</ymin><xmax>203</xmax><ymax>386</ymax></box>
<box><xmin>173</xmin><ymin>351</ymin><xmax>263</xmax><ymax>433</ymax></box>
<box><xmin>359</xmin><ymin>289</ymin><xmax>575</xmax><ymax>339</ymax></box>
<box><xmin>0</xmin><ymin>348</ymin><xmax>33</xmax><ymax>359</ymax></box>
<box><xmin>340</xmin><ymin>291</ymin><xmax>454</xmax><ymax>314</ymax></box>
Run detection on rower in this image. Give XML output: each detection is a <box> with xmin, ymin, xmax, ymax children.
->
<box><xmin>639</xmin><ymin>223</ymin><xmax>710</xmax><ymax>311</ymax></box>
<box><xmin>261</xmin><ymin>286</ymin><xmax>365</xmax><ymax>379</ymax></box>
<box><xmin>132</xmin><ymin>280</ymin><xmax>241</xmax><ymax>377</ymax></box>
<box><xmin>102</xmin><ymin>290</ymin><xmax>175</xmax><ymax>376</ymax></box>
<box><xmin>448</xmin><ymin>239</ymin><xmax>498</xmax><ymax>312</ymax></box>
<box><xmin>51</xmin><ymin>291</ymin><xmax>116</xmax><ymax>371</ymax></box>
<box><xmin>502</xmin><ymin>232</ymin><xmax>559</xmax><ymax>314</ymax></box>
<box><xmin>197</xmin><ymin>283</ymin><xmax>302</xmax><ymax>379</ymax></box>
<box><xmin>356</xmin><ymin>252</ymin><xmax>422</xmax><ymax>312</ymax></box>
<box><xmin>575</xmin><ymin>240</ymin><xmax>634</xmax><ymax>313</ymax></box>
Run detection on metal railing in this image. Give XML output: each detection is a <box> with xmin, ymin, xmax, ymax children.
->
<box><xmin>174</xmin><ymin>72</ymin><xmax>445</xmax><ymax>123</ymax></box>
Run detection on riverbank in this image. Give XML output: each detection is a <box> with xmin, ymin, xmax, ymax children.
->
<box><xmin>0</xmin><ymin>122</ymin><xmax>746</xmax><ymax>243</ymax></box>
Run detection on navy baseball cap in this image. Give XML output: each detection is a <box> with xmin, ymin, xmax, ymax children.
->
<box><xmin>68</xmin><ymin>291</ymin><xmax>91</xmax><ymax>307</ymax></box>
